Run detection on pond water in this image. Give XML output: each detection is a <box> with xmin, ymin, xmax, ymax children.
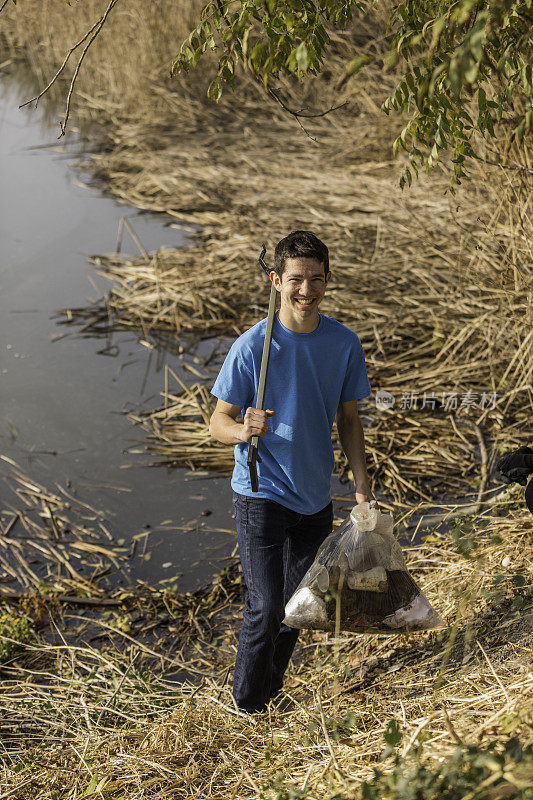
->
<box><xmin>0</xmin><ymin>72</ymin><xmax>238</xmax><ymax>591</ymax></box>
<box><xmin>0</xmin><ymin>64</ymin><xmax>363</xmax><ymax>598</ymax></box>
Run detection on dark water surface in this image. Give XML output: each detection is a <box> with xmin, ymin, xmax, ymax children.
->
<box><xmin>0</xmin><ymin>73</ymin><xmax>238</xmax><ymax>590</ymax></box>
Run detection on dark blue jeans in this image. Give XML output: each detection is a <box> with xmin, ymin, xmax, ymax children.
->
<box><xmin>232</xmin><ymin>492</ymin><xmax>333</xmax><ymax>712</ymax></box>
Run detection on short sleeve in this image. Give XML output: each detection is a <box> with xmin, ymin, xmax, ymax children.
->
<box><xmin>340</xmin><ymin>334</ymin><xmax>371</xmax><ymax>402</ymax></box>
<box><xmin>211</xmin><ymin>340</ymin><xmax>255</xmax><ymax>409</ymax></box>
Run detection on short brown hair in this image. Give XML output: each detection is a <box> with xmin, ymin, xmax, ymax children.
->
<box><xmin>274</xmin><ymin>230</ymin><xmax>329</xmax><ymax>278</ymax></box>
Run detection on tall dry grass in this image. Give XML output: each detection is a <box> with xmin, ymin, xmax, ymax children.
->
<box><xmin>0</xmin><ymin>0</ymin><xmax>400</xmax><ymax>137</ymax></box>
<box><xmin>1</xmin><ymin>492</ymin><xmax>532</xmax><ymax>799</ymax></box>
<box><xmin>0</xmin><ymin>0</ymin><xmax>209</xmax><ymax>121</ymax></box>
<box><xmin>0</xmin><ymin>8</ymin><xmax>532</xmax><ymax>799</ymax></box>
<box><xmin>2</xmin><ymin>0</ymin><xmax>531</xmax><ymax>502</ymax></box>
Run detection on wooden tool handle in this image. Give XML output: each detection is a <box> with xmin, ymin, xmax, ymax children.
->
<box><xmin>247</xmin><ymin>281</ymin><xmax>277</xmax><ymax>492</ymax></box>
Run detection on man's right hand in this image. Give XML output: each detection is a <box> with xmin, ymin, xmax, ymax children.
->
<box><xmin>240</xmin><ymin>407</ymin><xmax>275</xmax><ymax>442</ymax></box>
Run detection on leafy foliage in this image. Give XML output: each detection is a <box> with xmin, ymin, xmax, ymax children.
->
<box><xmin>172</xmin><ymin>0</ymin><xmax>359</xmax><ymax>95</ymax></box>
<box><xmin>267</xmin><ymin>721</ymin><xmax>533</xmax><ymax>800</ymax></box>
<box><xmin>360</xmin><ymin>727</ymin><xmax>533</xmax><ymax>800</ymax></box>
<box><xmin>172</xmin><ymin>0</ymin><xmax>533</xmax><ymax>188</ymax></box>
<box><xmin>0</xmin><ymin>612</ymin><xmax>32</xmax><ymax>662</ymax></box>
<box><xmin>383</xmin><ymin>0</ymin><xmax>533</xmax><ymax>188</ymax></box>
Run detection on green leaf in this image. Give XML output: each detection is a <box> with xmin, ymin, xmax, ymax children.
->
<box><xmin>429</xmin><ymin>16</ymin><xmax>446</xmax><ymax>54</ymax></box>
<box><xmin>250</xmin><ymin>40</ymin><xmax>266</xmax><ymax>73</ymax></box>
<box><xmin>405</xmin><ymin>72</ymin><xmax>416</xmax><ymax>93</ymax></box>
<box><xmin>469</xmin><ymin>26</ymin><xmax>486</xmax><ymax>61</ymax></box>
<box><xmin>465</xmin><ymin>60</ymin><xmax>479</xmax><ymax>83</ymax></box>
<box><xmin>523</xmin><ymin>64</ymin><xmax>532</xmax><ymax>93</ymax></box>
<box><xmin>241</xmin><ymin>26</ymin><xmax>251</xmax><ymax>57</ymax></box>
<box><xmin>415</xmin><ymin>77</ymin><xmax>429</xmax><ymax>110</ymax></box>
<box><xmin>383</xmin><ymin>718</ymin><xmax>402</xmax><ymax>748</ymax></box>
<box><xmin>295</xmin><ymin>41</ymin><xmax>308</xmax><ymax>72</ymax></box>
<box><xmin>448</xmin><ymin>57</ymin><xmax>462</xmax><ymax>96</ymax></box>
<box><xmin>384</xmin><ymin>48</ymin><xmax>399</xmax><ymax>71</ymax></box>
<box><xmin>210</xmin><ymin>82</ymin><xmax>222</xmax><ymax>101</ymax></box>
<box><xmin>346</xmin><ymin>54</ymin><xmax>374</xmax><ymax>76</ymax></box>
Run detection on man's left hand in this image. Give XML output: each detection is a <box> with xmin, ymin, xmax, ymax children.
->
<box><xmin>355</xmin><ymin>486</ymin><xmax>377</xmax><ymax>507</ymax></box>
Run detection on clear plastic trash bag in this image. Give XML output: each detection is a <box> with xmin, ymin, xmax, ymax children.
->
<box><xmin>283</xmin><ymin>502</ymin><xmax>444</xmax><ymax>634</ymax></box>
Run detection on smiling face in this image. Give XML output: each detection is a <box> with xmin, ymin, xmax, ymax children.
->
<box><xmin>271</xmin><ymin>256</ymin><xmax>331</xmax><ymax>332</ymax></box>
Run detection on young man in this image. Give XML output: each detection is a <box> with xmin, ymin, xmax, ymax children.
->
<box><xmin>209</xmin><ymin>230</ymin><xmax>374</xmax><ymax>713</ymax></box>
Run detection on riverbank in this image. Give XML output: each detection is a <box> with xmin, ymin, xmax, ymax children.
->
<box><xmin>1</xmin><ymin>472</ymin><xmax>531</xmax><ymax>798</ymax></box>
<box><xmin>0</xmin><ymin>68</ymin><xmax>242</xmax><ymax>591</ymax></box>
<box><xmin>64</xmin><ymin>136</ymin><xmax>533</xmax><ymax>508</ymax></box>
<box><xmin>0</xmin><ymin>4</ymin><xmax>532</xmax><ymax>797</ymax></box>
<box><xmin>3</xmin><ymin>1</ymin><xmax>531</xmax><ymax>511</ymax></box>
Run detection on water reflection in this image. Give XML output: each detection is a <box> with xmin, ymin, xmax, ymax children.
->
<box><xmin>0</xmin><ymin>69</ymin><xmax>236</xmax><ymax>591</ymax></box>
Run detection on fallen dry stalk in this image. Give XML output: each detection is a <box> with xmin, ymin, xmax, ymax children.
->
<box><xmin>1</xmin><ymin>500</ymin><xmax>531</xmax><ymax>799</ymax></box>
<box><xmin>54</xmin><ymin>77</ymin><xmax>532</xmax><ymax>505</ymax></box>
<box><xmin>3</xmin><ymin>0</ymin><xmax>531</xmax><ymax>509</ymax></box>
<box><xmin>0</xmin><ymin>7</ymin><xmax>532</xmax><ymax>796</ymax></box>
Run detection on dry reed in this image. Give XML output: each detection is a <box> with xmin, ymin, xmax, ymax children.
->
<box><xmin>1</xmin><ymin>492</ymin><xmax>531</xmax><ymax>799</ymax></box>
<box><xmin>2</xmin><ymin>0</ymin><xmax>531</xmax><ymax>509</ymax></box>
<box><xmin>0</xmin><ymin>455</ymin><xmax>128</xmax><ymax>598</ymax></box>
<box><xmin>58</xmin><ymin>125</ymin><xmax>532</xmax><ymax>507</ymax></box>
<box><xmin>0</xmin><ymin>8</ymin><xmax>532</xmax><ymax>797</ymax></box>
<box><xmin>0</xmin><ymin>457</ymin><xmax>244</xmax><ymax>678</ymax></box>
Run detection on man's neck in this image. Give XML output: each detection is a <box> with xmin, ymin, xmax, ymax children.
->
<box><xmin>277</xmin><ymin>306</ymin><xmax>320</xmax><ymax>334</ymax></box>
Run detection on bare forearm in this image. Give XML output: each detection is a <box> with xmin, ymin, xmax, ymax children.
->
<box><xmin>338</xmin><ymin>415</ymin><xmax>371</xmax><ymax>490</ymax></box>
<box><xmin>209</xmin><ymin>406</ymin><xmax>274</xmax><ymax>446</ymax></box>
<box><xmin>209</xmin><ymin>412</ymin><xmax>245</xmax><ymax>445</ymax></box>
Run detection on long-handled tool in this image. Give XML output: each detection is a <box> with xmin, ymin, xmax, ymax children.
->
<box><xmin>247</xmin><ymin>245</ymin><xmax>277</xmax><ymax>492</ymax></box>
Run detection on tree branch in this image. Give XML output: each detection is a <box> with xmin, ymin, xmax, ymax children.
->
<box><xmin>19</xmin><ymin>0</ymin><xmax>121</xmax><ymax>138</ymax></box>
<box><xmin>471</xmin><ymin>154</ymin><xmax>533</xmax><ymax>175</ymax></box>
<box><xmin>267</xmin><ymin>87</ymin><xmax>347</xmax><ymax>141</ymax></box>
<box><xmin>268</xmin><ymin>87</ymin><xmax>347</xmax><ymax>119</ymax></box>
<box><xmin>19</xmin><ymin>17</ymin><xmax>105</xmax><ymax>111</ymax></box>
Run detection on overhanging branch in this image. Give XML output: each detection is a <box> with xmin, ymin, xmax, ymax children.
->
<box><xmin>267</xmin><ymin>87</ymin><xmax>348</xmax><ymax>141</ymax></box>
<box><xmin>19</xmin><ymin>0</ymin><xmax>121</xmax><ymax>138</ymax></box>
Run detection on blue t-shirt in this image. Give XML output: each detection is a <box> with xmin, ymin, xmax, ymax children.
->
<box><xmin>211</xmin><ymin>313</ymin><xmax>371</xmax><ymax>514</ymax></box>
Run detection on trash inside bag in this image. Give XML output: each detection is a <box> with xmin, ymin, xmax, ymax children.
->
<box><xmin>283</xmin><ymin>502</ymin><xmax>444</xmax><ymax>634</ymax></box>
